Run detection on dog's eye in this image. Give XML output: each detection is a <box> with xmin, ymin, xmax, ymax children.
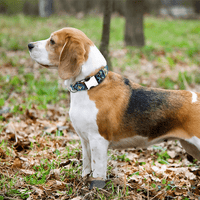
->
<box><xmin>50</xmin><ymin>39</ymin><xmax>55</xmax><ymax>45</ymax></box>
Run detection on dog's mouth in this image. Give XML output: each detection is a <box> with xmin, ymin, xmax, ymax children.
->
<box><xmin>38</xmin><ymin>62</ymin><xmax>58</xmax><ymax>69</ymax></box>
<box><xmin>29</xmin><ymin>54</ymin><xmax>54</xmax><ymax>68</ymax></box>
<box><xmin>29</xmin><ymin>55</ymin><xmax>49</xmax><ymax>68</ymax></box>
<box><xmin>38</xmin><ymin>63</ymin><xmax>50</xmax><ymax>68</ymax></box>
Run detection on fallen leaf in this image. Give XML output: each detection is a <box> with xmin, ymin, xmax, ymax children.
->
<box><xmin>12</xmin><ymin>157</ymin><xmax>22</xmax><ymax>169</ymax></box>
<box><xmin>0</xmin><ymin>147</ymin><xmax>6</xmax><ymax>159</ymax></box>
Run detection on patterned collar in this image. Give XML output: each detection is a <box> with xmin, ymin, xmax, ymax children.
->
<box><xmin>68</xmin><ymin>65</ymin><xmax>108</xmax><ymax>93</ymax></box>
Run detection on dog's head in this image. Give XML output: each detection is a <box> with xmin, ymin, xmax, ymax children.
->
<box><xmin>28</xmin><ymin>28</ymin><xmax>93</xmax><ymax>80</ymax></box>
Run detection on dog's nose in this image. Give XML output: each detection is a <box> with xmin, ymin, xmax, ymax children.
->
<box><xmin>28</xmin><ymin>43</ymin><xmax>34</xmax><ymax>51</ymax></box>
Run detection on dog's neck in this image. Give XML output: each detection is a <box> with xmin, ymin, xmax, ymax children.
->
<box><xmin>64</xmin><ymin>45</ymin><xmax>107</xmax><ymax>88</ymax></box>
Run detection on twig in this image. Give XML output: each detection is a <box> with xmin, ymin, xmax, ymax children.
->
<box><xmin>83</xmin><ymin>190</ymin><xmax>94</xmax><ymax>200</ymax></box>
<box><xmin>181</xmin><ymin>73</ymin><xmax>191</xmax><ymax>91</ymax></box>
<box><xmin>123</xmin><ymin>174</ymin><xmax>127</xmax><ymax>195</ymax></box>
<box><xmin>150</xmin><ymin>188</ymin><xmax>167</xmax><ymax>200</ymax></box>
<box><xmin>10</xmin><ymin>122</ymin><xmax>18</xmax><ymax>143</ymax></box>
<box><xmin>147</xmin><ymin>181</ymin><xmax>150</xmax><ymax>200</ymax></box>
<box><xmin>98</xmin><ymin>188</ymin><xmax>111</xmax><ymax>195</ymax></box>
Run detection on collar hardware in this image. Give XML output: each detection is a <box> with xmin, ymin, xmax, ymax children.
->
<box><xmin>68</xmin><ymin>65</ymin><xmax>108</xmax><ymax>93</ymax></box>
<box><xmin>84</xmin><ymin>76</ymin><xmax>99</xmax><ymax>90</ymax></box>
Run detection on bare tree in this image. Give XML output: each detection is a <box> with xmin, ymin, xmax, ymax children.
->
<box><xmin>124</xmin><ymin>0</ymin><xmax>145</xmax><ymax>47</ymax></box>
<box><xmin>99</xmin><ymin>0</ymin><xmax>113</xmax><ymax>71</ymax></box>
<box><xmin>39</xmin><ymin>0</ymin><xmax>53</xmax><ymax>17</ymax></box>
<box><xmin>193</xmin><ymin>0</ymin><xmax>200</xmax><ymax>13</ymax></box>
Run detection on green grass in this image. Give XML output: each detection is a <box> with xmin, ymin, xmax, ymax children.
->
<box><xmin>0</xmin><ymin>140</ymin><xmax>14</xmax><ymax>157</ymax></box>
<box><xmin>0</xmin><ymin>14</ymin><xmax>200</xmax><ymax>52</ymax></box>
<box><xmin>24</xmin><ymin>159</ymin><xmax>56</xmax><ymax>185</ymax></box>
<box><xmin>0</xmin><ymin>68</ymin><xmax>68</xmax><ymax>114</ymax></box>
<box><xmin>0</xmin><ymin>174</ymin><xmax>30</xmax><ymax>199</ymax></box>
<box><xmin>145</xmin><ymin>18</ymin><xmax>200</xmax><ymax>49</ymax></box>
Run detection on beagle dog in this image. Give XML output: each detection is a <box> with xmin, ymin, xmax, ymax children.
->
<box><xmin>28</xmin><ymin>27</ymin><xmax>200</xmax><ymax>189</ymax></box>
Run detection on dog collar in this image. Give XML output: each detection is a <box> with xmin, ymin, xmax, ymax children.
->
<box><xmin>68</xmin><ymin>65</ymin><xmax>108</xmax><ymax>93</ymax></box>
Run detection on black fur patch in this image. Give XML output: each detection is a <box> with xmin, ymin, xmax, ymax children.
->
<box><xmin>127</xmin><ymin>89</ymin><xmax>167</xmax><ymax>114</ymax></box>
<box><xmin>123</xmin><ymin>85</ymin><xmax>181</xmax><ymax>139</ymax></box>
<box><xmin>124</xmin><ymin>78</ymin><xmax>130</xmax><ymax>86</ymax></box>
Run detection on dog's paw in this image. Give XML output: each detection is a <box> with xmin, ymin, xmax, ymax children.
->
<box><xmin>89</xmin><ymin>180</ymin><xmax>106</xmax><ymax>190</ymax></box>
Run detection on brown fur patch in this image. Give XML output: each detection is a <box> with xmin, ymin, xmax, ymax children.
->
<box><xmin>178</xmin><ymin>91</ymin><xmax>200</xmax><ymax>139</ymax></box>
<box><xmin>149</xmin><ymin>127</ymin><xmax>191</xmax><ymax>142</ymax></box>
<box><xmin>45</xmin><ymin>28</ymin><xmax>93</xmax><ymax>79</ymax></box>
<box><xmin>88</xmin><ymin>72</ymin><xmax>131</xmax><ymax>141</ymax></box>
<box><xmin>89</xmin><ymin>72</ymin><xmax>200</xmax><ymax>142</ymax></box>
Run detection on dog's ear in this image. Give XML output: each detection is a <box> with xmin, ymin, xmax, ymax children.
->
<box><xmin>58</xmin><ymin>37</ymin><xmax>86</xmax><ymax>80</ymax></box>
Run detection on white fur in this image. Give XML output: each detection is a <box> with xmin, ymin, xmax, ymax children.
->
<box><xmin>186</xmin><ymin>136</ymin><xmax>200</xmax><ymax>151</ymax></box>
<box><xmin>67</xmin><ymin>45</ymin><xmax>109</xmax><ymax>179</ymax></box>
<box><xmin>109</xmin><ymin>135</ymin><xmax>176</xmax><ymax>150</ymax></box>
<box><xmin>29</xmin><ymin>39</ymin><xmax>56</xmax><ymax>67</ymax></box>
<box><xmin>190</xmin><ymin>91</ymin><xmax>197</xmax><ymax>103</ymax></box>
<box><xmin>109</xmin><ymin>135</ymin><xmax>154</xmax><ymax>149</ymax></box>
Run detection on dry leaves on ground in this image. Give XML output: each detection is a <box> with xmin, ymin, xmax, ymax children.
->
<box><xmin>0</xmin><ymin>50</ymin><xmax>200</xmax><ymax>199</ymax></box>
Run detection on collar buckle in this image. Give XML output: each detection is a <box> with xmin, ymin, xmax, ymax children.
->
<box><xmin>84</xmin><ymin>76</ymin><xmax>98</xmax><ymax>90</ymax></box>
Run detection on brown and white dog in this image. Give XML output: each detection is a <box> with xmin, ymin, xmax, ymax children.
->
<box><xmin>28</xmin><ymin>27</ymin><xmax>200</xmax><ymax>189</ymax></box>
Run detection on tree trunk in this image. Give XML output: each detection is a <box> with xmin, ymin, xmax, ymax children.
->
<box><xmin>193</xmin><ymin>0</ymin><xmax>200</xmax><ymax>13</ymax></box>
<box><xmin>58</xmin><ymin>0</ymin><xmax>73</xmax><ymax>13</ymax></box>
<box><xmin>39</xmin><ymin>0</ymin><xmax>53</xmax><ymax>17</ymax></box>
<box><xmin>124</xmin><ymin>0</ymin><xmax>145</xmax><ymax>47</ymax></box>
<box><xmin>99</xmin><ymin>0</ymin><xmax>113</xmax><ymax>71</ymax></box>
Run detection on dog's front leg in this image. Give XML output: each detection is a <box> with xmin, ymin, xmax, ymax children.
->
<box><xmin>80</xmin><ymin>138</ymin><xmax>91</xmax><ymax>177</ymax></box>
<box><xmin>88</xmin><ymin>134</ymin><xmax>109</xmax><ymax>189</ymax></box>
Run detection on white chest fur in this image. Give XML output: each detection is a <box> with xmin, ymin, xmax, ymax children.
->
<box><xmin>69</xmin><ymin>91</ymin><xmax>99</xmax><ymax>137</ymax></box>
